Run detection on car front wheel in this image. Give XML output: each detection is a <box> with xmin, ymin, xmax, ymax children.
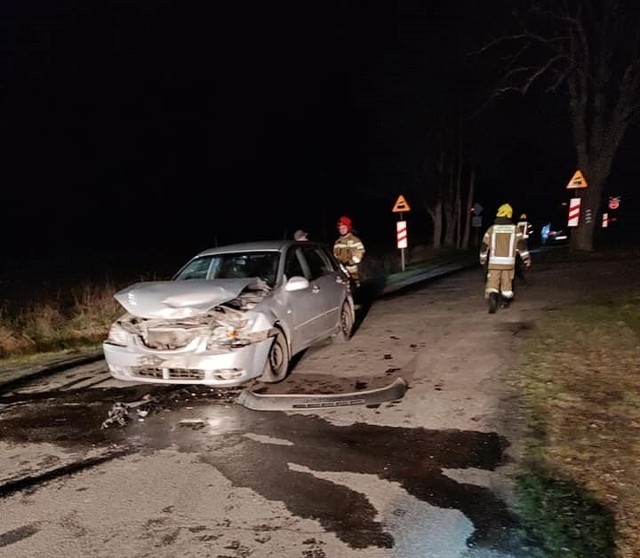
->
<box><xmin>259</xmin><ymin>328</ymin><xmax>290</xmax><ymax>383</ymax></box>
<box><xmin>334</xmin><ymin>301</ymin><xmax>354</xmax><ymax>343</ymax></box>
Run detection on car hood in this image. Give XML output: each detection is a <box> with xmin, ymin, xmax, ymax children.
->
<box><xmin>114</xmin><ymin>279</ymin><xmax>258</xmax><ymax>319</ymax></box>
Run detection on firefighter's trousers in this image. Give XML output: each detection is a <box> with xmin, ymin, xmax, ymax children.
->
<box><xmin>485</xmin><ymin>268</ymin><xmax>515</xmax><ymax>299</ymax></box>
<box><xmin>346</xmin><ymin>264</ymin><xmax>361</xmax><ymax>288</ymax></box>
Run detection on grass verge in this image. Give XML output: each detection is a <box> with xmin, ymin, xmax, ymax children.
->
<box><xmin>510</xmin><ymin>293</ymin><xmax>640</xmax><ymax>558</ymax></box>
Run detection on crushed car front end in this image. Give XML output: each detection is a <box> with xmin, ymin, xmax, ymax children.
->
<box><xmin>103</xmin><ymin>278</ymin><xmax>279</xmax><ymax>387</ymax></box>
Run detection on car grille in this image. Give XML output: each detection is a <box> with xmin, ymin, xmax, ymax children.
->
<box><xmin>134</xmin><ymin>368</ymin><xmax>205</xmax><ymax>381</ymax></box>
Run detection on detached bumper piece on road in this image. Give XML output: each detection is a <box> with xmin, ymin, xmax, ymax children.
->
<box><xmin>236</xmin><ymin>377</ymin><xmax>408</xmax><ymax>411</ymax></box>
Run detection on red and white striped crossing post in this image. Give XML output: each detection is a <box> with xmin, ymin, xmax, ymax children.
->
<box><xmin>565</xmin><ymin>170</ymin><xmax>589</xmax><ymax>242</ymax></box>
<box><xmin>397</xmin><ymin>220</ymin><xmax>408</xmax><ymax>271</ymax></box>
<box><xmin>567</xmin><ymin>198</ymin><xmax>581</xmax><ymax>227</ymax></box>
<box><xmin>392</xmin><ymin>194</ymin><xmax>411</xmax><ymax>272</ymax></box>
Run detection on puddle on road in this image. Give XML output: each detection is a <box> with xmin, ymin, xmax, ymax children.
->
<box><xmin>189</xmin><ymin>412</ymin><xmax>519</xmax><ymax>553</ymax></box>
<box><xmin>0</xmin><ymin>385</ymin><xmax>241</xmax><ymax>447</ymax></box>
<box><xmin>0</xmin><ymin>393</ymin><xmax>521</xmax><ymax>554</ymax></box>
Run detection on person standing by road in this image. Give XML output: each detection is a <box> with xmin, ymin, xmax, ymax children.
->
<box><xmin>516</xmin><ymin>213</ymin><xmax>533</xmax><ymax>241</ymax></box>
<box><xmin>479</xmin><ymin>204</ymin><xmax>531</xmax><ymax>313</ymax></box>
<box><xmin>515</xmin><ymin>213</ymin><xmax>533</xmax><ymax>284</ymax></box>
<box><xmin>333</xmin><ymin>215</ymin><xmax>365</xmax><ymax>288</ymax></box>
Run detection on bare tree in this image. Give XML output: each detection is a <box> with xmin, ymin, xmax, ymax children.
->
<box><xmin>420</xmin><ymin>147</ymin><xmax>444</xmax><ymax>250</ymax></box>
<box><xmin>461</xmin><ymin>165</ymin><xmax>476</xmax><ymax>250</ymax></box>
<box><xmin>417</xmin><ymin>102</ymin><xmax>476</xmax><ymax>250</ymax></box>
<box><xmin>481</xmin><ymin>0</ymin><xmax>640</xmax><ymax>251</ymax></box>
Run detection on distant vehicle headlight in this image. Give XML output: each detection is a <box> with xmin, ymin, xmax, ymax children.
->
<box><xmin>107</xmin><ymin>322</ymin><xmax>129</xmax><ymax>346</ymax></box>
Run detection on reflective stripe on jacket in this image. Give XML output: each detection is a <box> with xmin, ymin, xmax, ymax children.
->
<box><xmin>517</xmin><ymin>220</ymin><xmax>532</xmax><ymax>239</ymax></box>
<box><xmin>480</xmin><ymin>221</ymin><xmax>527</xmax><ymax>270</ymax></box>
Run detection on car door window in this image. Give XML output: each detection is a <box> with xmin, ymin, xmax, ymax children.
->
<box><xmin>301</xmin><ymin>246</ymin><xmax>333</xmax><ymax>280</ymax></box>
<box><xmin>284</xmin><ymin>247</ymin><xmax>307</xmax><ymax>280</ymax></box>
<box><xmin>317</xmin><ymin>247</ymin><xmax>338</xmax><ymax>273</ymax></box>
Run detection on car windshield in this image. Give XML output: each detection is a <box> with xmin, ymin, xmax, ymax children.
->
<box><xmin>174</xmin><ymin>251</ymin><xmax>280</xmax><ymax>287</ymax></box>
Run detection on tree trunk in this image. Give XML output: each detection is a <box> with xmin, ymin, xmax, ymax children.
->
<box><xmin>440</xmin><ymin>139</ymin><xmax>456</xmax><ymax>248</ymax></box>
<box><xmin>443</xmin><ymin>203</ymin><xmax>455</xmax><ymax>246</ymax></box>
<box><xmin>570</xmin><ymin>153</ymin><xmax>615</xmax><ymax>251</ymax></box>
<box><xmin>443</xmin><ymin>170</ymin><xmax>456</xmax><ymax>247</ymax></box>
<box><xmin>454</xmin><ymin>116</ymin><xmax>463</xmax><ymax>249</ymax></box>
<box><xmin>433</xmin><ymin>201</ymin><xmax>443</xmax><ymax>249</ymax></box>
<box><xmin>461</xmin><ymin>166</ymin><xmax>475</xmax><ymax>250</ymax></box>
<box><xmin>425</xmin><ymin>201</ymin><xmax>443</xmax><ymax>249</ymax></box>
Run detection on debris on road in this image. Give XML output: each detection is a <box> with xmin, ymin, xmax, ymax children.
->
<box><xmin>236</xmin><ymin>377</ymin><xmax>408</xmax><ymax>411</ymax></box>
<box><xmin>101</xmin><ymin>394</ymin><xmax>159</xmax><ymax>429</ymax></box>
<box><xmin>166</xmin><ymin>385</ymin><xmax>242</xmax><ymax>404</ymax></box>
<box><xmin>101</xmin><ymin>402</ymin><xmax>129</xmax><ymax>429</ymax></box>
<box><xmin>178</xmin><ymin>418</ymin><xmax>206</xmax><ymax>430</ymax></box>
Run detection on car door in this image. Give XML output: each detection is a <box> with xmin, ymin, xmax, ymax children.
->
<box><xmin>282</xmin><ymin>246</ymin><xmax>325</xmax><ymax>351</ymax></box>
<box><xmin>300</xmin><ymin>244</ymin><xmax>346</xmax><ymax>336</ymax></box>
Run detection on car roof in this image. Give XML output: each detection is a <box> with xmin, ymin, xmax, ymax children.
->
<box><xmin>194</xmin><ymin>240</ymin><xmax>321</xmax><ymax>257</ymax></box>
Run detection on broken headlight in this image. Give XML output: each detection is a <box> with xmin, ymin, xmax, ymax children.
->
<box><xmin>107</xmin><ymin>322</ymin><xmax>129</xmax><ymax>346</ymax></box>
<box><xmin>205</xmin><ymin>325</ymin><xmax>246</xmax><ymax>350</ymax></box>
<box><xmin>205</xmin><ymin>313</ymin><xmax>257</xmax><ymax>351</ymax></box>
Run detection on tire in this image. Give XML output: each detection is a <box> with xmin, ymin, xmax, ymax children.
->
<box><xmin>259</xmin><ymin>328</ymin><xmax>290</xmax><ymax>383</ymax></box>
<box><xmin>489</xmin><ymin>292</ymin><xmax>498</xmax><ymax>314</ymax></box>
<box><xmin>334</xmin><ymin>300</ymin><xmax>354</xmax><ymax>343</ymax></box>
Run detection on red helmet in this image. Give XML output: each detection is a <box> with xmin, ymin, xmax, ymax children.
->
<box><xmin>337</xmin><ymin>215</ymin><xmax>352</xmax><ymax>230</ymax></box>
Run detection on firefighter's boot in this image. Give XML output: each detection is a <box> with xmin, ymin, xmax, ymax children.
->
<box><xmin>488</xmin><ymin>292</ymin><xmax>499</xmax><ymax>314</ymax></box>
<box><xmin>501</xmin><ymin>295</ymin><xmax>512</xmax><ymax>309</ymax></box>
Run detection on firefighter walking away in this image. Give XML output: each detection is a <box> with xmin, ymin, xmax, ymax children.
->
<box><xmin>479</xmin><ymin>204</ymin><xmax>531</xmax><ymax>313</ymax></box>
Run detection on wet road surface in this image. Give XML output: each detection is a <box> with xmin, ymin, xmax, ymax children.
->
<box><xmin>0</xmin><ymin>265</ymin><xmax>552</xmax><ymax>558</ymax></box>
<box><xmin>1</xmin><ymin>385</ymin><xmax>523</xmax><ymax>557</ymax></box>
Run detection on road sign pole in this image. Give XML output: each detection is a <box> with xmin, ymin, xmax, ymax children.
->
<box><xmin>400</xmin><ymin>212</ymin><xmax>405</xmax><ymax>272</ymax></box>
<box><xmin>392</xmin><ymin>195</ymin><xmax>411</xmax><ymax>272</ymax></box>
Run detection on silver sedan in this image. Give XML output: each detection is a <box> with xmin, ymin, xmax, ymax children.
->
<box><xmin>103</xmin><ymin>240</ymin><xmax>355</xmax><ymax>386</ymax></box>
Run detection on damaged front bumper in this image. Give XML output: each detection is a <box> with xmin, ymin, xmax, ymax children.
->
<box><xmin>103</xmin><ymin>334</ymin><xmax>274</xmax><ymax>387</ymax></box>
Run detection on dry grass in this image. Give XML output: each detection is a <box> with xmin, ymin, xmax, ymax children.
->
<box><xmin>0</xmin><ymin>252</ymin><xmax>180</xmax><ymax>360</ymax></box>
<box><xmin>0</xmin><ymin>281</ymin><xmax>124</xmax><ymax>358</ymax></box>
<box><xmin>513</xmin><ymin>295</ymin><xmax>640</xmax><ymax>557</ymax></box>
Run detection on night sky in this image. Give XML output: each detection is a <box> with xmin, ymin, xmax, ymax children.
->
<box><xmin>1</xmin><ymin>1</ymin><xmax>638</xmax><ymax>264</ymax></box>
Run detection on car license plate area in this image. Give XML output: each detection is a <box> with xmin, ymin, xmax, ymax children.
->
<box><xmin>133</xmin><ymin>367</ymin><xmax>205</xmax><ymax>380</ymax></box>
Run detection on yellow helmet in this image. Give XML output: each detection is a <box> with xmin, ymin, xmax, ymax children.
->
<box><xmin>496</xmin><ymin>204</ymin><xmax>513</xmax><ymax>218</ymax></box>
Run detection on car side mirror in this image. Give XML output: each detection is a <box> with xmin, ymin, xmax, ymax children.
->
<box><xmin>285</xmin><ymin>276</ymin><xmax>310</xmax><ymax>292</ymax></box>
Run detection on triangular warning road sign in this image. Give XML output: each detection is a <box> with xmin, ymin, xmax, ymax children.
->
<box><xmin>566</xmin><ymin>170</ymin><xmax>588</xmax><ymax>189</ymax></box>
<box><xmin>392</xmin><ymin>194</ymin><xmax>411</xmax><ymax>213</ymax></box>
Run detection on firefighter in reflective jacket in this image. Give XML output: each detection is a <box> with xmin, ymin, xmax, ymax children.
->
<box><xmin>334</xmin><ymin>215</ymin><xmax>365</xmax><ymax>288</ymax></box>
<box><xmin>516</xmin><ymin>213</ymin><xmax>533</xmax><ymax>240</ymax></box>
<box><xmin>515</xmin><ymin>213</ymin><xmax>533</xmax><ymax>283</ymax></box>
<box><xmin>479</xmin><ymin>204</ymin><xmax>531</xmax><ymax>313</ymax></box>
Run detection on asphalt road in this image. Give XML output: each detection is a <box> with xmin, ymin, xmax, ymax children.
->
<box><xmin>1</xmin><ymin>251</ymin><xmax>638</xmax><ymax>558</ymax></box>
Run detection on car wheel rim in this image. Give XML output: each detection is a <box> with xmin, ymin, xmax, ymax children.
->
<box><xmin>341</xmin><ymin>304</ymin><xmax>352</xmax><ymax>337</ymax></box>
<box><xmin>269</xmin><ymin>337</ymin><xmax>285</xmax><ymax>373</ymax></box>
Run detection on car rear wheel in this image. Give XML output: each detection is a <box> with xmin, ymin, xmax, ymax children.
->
<box><xmin>334</xmin><ymin>300</ymin><xmax>354</xmax><ymax>343</ymax></box>
<box><xmin>259</xmin><ymin>328</ymin><xmax>290</xmax><ymax>383</ymax></box>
